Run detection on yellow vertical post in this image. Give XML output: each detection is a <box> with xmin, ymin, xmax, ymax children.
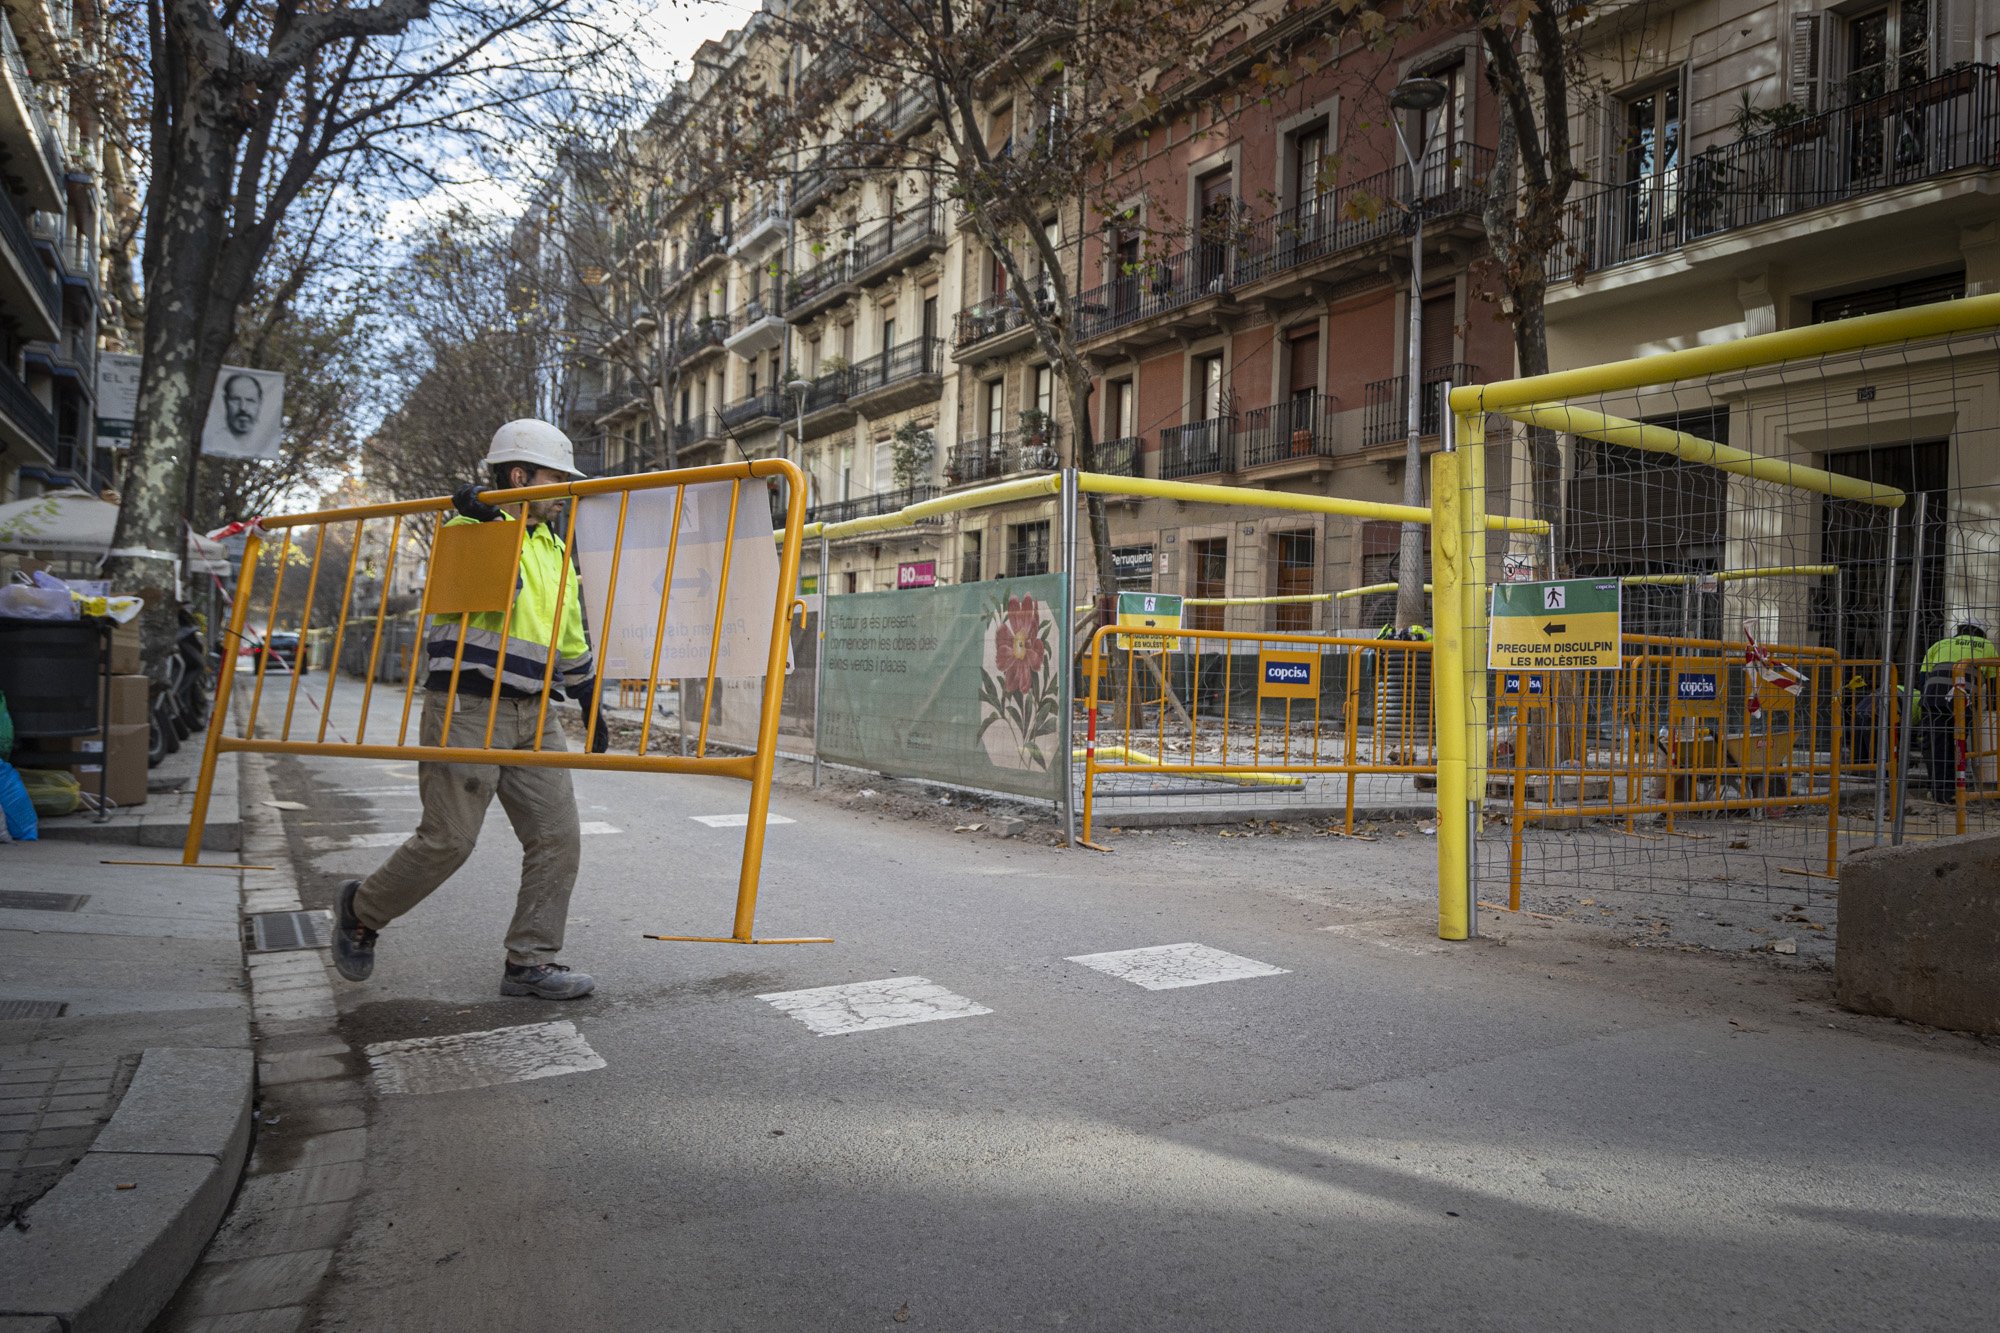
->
<box><xmin>182</xmin><ymin>531</ymin><xmax>261</xmax><ymax>865</ymax></box>
<box><xmin>1431</xmin><ymin>446</ymin><xmax>1471</xmax><ymax>940</ymax></box>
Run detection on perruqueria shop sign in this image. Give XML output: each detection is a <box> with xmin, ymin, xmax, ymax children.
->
<box><xmin>1487</xmin><ymin>578</ymin><xmax>1622</xmax><ymax>671</ymax></box>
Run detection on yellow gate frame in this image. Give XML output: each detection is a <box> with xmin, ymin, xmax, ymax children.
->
<box><xmin>173</xmin><ymin>459</ymin><xmax>822</xmax><ymax>945</ymax></box>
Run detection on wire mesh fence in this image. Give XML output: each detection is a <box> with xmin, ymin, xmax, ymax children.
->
<box><xmin>1449</xmin><ymin>306</ymin><xmax>2000</xmax><ymax>930</ymax></box>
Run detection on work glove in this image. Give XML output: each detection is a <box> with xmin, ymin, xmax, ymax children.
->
<box><xmin>572</xmin><ymin>677</ymin><xmax>610</xmax><ymax>753</ymax></box>
<box><xmin>452</xmin><ymin>484</ymin><xmax>505</xmax><ymax>523</ymax></box>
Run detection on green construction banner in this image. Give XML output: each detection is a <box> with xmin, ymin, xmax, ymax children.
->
<box><xmin>819</xmin><ymin>574</ymin><xmax>1066</xmax><ymax>801</ymax></box>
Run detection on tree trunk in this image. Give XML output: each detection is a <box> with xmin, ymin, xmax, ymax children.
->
<box><xmin>105</xmin><ymin>100</ymin><xmax>239</xmax><ymax>665</ymax></box>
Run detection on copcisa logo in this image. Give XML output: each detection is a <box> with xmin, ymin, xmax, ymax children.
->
<box><xmin>1265</xmin><ymin>662</ymin><xmax>1311</xmax><ymax>684</ymax></box>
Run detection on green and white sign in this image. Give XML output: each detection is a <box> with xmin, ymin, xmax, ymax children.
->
<box><xmin>1488</xmin><ymin>578</ymin><xmax>1622</xmax><ymax>670</ymax></box>
<box><xmin>819</xmin><ymin>575</ymin><xmax>1065</xmax><ymax>801</ymax></box>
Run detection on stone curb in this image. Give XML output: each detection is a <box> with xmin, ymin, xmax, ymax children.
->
<box><xmin>0</xmin><ymin>1047</ymin><xmax>254</xmax><ymax>1331</ymax></box>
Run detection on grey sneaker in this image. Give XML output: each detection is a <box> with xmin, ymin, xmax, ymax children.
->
<box><xmin>501</xmin><ymin>962</ymin><xmax>595</xmax><ymax>1000</ymax></box>
<box><xmin>332</xmin><ymin>879</ymin><xmax>377</xmax><ymax>982</ymax></box>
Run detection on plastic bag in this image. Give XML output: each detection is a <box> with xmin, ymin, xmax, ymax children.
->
<box><xmin>0</xmin><ymin>759</ymin><xmax>36</xmax><ymax>841</ymax></box>
<box><xmin>0</xmin><ymin>580</ymin><xmax>77</xmax><ymax>620</ymax></box>
<box><xmin>19</xmin><ymin>766</ymin><xmax>80</xmax><ymax>817</ymax></box>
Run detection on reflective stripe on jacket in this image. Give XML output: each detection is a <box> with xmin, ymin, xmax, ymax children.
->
<box><xmin>425</xmin><ymin>514</ymin><xmax>594</xmax><ymax>697</ymax></box>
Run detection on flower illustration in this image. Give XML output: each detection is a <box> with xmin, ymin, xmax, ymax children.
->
<box><xmin>994</xmin><ymin>595</ymin><xmax>1048</xmax><ymax>695</ymax></box>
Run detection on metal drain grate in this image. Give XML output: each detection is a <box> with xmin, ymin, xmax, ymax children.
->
<box><xmin>0</xmin><ymin>1000</ymin><xmax>69</xmax><ymax>1019</ymax></box>
<box><xmin>246</xmin><ymin>910</ymin><xmax>331</xmax><ymax>953</ymax></box>
<box><xmin>0</xmin><ymin>890</ymin><xmax>89</xmax><ymax>912</ymax></box>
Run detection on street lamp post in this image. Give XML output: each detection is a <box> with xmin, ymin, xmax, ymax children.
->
<box><xmin>1388</xmin><ymin>76</ymin><xmax>1447</xmax><ymax>634</ymax></box>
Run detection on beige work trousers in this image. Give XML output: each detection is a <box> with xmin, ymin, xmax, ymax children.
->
<box><xmin>354</xmin><ymin>691</ymin><xmax>581</xmax><ymax>965</ymax></box>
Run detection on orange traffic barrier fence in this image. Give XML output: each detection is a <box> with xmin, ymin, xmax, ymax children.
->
<box><xmin>1490</xmin><ymin>633</ymin><xmax>1842</xmax><ymax>909</ymax></box>
<box><xmin>170</xmin><ymin>459</ymin><xmax>821</xmax><ymax>945</ymax></box>
<box><xmin>1952</xmin><ymin>657</ymin><xmax>2000</xmax><ymax>834</ymax></box>
<box><xmin>1078</xmin><ymin>624</ymin><xmax>1435</xmax><ymax>842</ymax></box>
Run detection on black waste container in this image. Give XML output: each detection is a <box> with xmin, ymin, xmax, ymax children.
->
<box><xmin>0</xmin><ymin>617</ymin><xmax>107</xmax><ymax>736</ymax></box>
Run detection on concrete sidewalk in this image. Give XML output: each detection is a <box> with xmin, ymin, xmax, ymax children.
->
<box><xmin>0</xmin><ymin>748</ymin><xmax>254</xmax><ymax>1331</ymax></box>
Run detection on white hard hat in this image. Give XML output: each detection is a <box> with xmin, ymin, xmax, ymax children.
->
<box><xmin>1957</xmin><ymin>614</ymin><xmax>1991</xmax><ymax>637</ymax></box>
<box><xmin>484</xmin><ymin>419</ymin><xmax>585</xmax><ymax>479</ymax></box>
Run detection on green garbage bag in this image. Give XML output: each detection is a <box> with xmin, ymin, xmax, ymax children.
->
<box><xmin>19</xmin><ymin>766</ymin><xmax>81</xmax><ymax>817</ymax></box>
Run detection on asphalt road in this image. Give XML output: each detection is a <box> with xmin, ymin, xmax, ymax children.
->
<box><xmin>264</xmin><ymin>682</ymin><xmax>2000</xmax><ymax>1332</ymax></box>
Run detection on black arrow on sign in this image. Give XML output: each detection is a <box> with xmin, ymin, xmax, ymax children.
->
<box><xmin>1543</xmin><ymin>621</ymin><xmax>1566</xmax><ymax>635</ymax></box>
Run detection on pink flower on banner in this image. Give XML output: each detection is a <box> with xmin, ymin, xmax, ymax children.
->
<box><xmin>995</xmin><ymin>595</ymin><xmax>1047</xmax><ymax>695</ymax></box>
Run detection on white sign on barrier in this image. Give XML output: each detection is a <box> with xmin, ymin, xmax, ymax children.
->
<box><xmin>573</xmin><ymin>482</ymin><xmax>781</xmax><ymax>680</ymax></box>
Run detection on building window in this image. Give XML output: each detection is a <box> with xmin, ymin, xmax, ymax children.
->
<box><xmin>1032</xmin><ymin>364</ymin><xmax>1054</xmax><ymax>419</ymax></box>
<box><xmin>1193</xmin><ymin>352</ymin><xmax>1225</xmax><ymax>420</ymax></box>
<box><xmin>1618</xmin><ymin>79</ymin><xmax>1681</xmax><ymax>248</ymax></box>
<box><xmin>1106</xmin><ymin>378</ymin><xmax>1134</xmax><ymax>438</ymax></box>
<box><xmin>1412</xmin><ymin>61</ymin><xmax>1468</xmax><ymax>191</ymax></box>
<box><xmin>1812</xmin><ymin>270</ymin><xmax>1964</xmax><ymax>323</ymax></box>
<box><xmin>989</xmin><ymin>246</ymin><xmax>1010</xmax><ymax>300</ymax></box>
<box><xmin>1195</xmin><ymin>168</ymin><xmax>1232</xmax><ymax>290</ymax></box>
<box><xmin>961</xmin><ymin>530</ymin><xmax>983</xmax><ymax>585</ymax></box>
<box><xmin>1006</xmin><ymin>520</ymin><xmax>1050</xmax><ymax>576</ymax></box>
<box><xmin>1272</xmin><ymin>531</ymin><xmax>1315</xmax><ymax>633</ymax></box>
<box><xmin>1188</xmin><ymin>537</ymin><xmax>1227</xmax><ymax>631</ymax></box>
<box><xmin>984</xmin><ymin>379</ymin><xmax>1005</xmax><ymax>438</ymax></box>
<box><xmin>1357</xmin><ymin>521</ymin><xmax>1430</xmax><ymax>630</ymax></box>
<box><xmin>1843</xmin><ymin>0</ymin><xmax>1929</xmax><ymax>104</ymax></box>
<box><xmin>1290</xmin><ymin>122</ymin><xmax>1329</xmax><ymax>209</ymax></box>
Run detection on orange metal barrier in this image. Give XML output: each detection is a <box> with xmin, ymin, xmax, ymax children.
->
<box><xmin>1078</xmin><ymin>624</ymin><xmax>1434</xmax><ymax>842</ymax></box>
<box><xmin>1491</xmin><ymin>633</ymin><xmax>1843</xmax><ymax>909</ymax></box>
<box><xmin>174</xmin><ymin>460</ymin><xmax>822</xmax><ymax>945</ymax></box>
<box><xmin>1953</xmin><ymin>657</ymin><xmax>2000</xmax><ymax>834</ymax></box>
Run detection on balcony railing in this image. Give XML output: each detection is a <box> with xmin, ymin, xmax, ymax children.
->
<box><xmin>686</xmin><ymin>228</ymin><xmax>728</xmax><ymax>271</ymax></box>
<box><xmin>1234</xmin><ymin>142</ymin><xmax>1495</xmax><ymax>287</ymax></box>
<box><xmin>721</xmin><ymin>391</ymin><xmax>786</xmax><ymax>429</ymax></box>
<box><xmin>53</xmin><ymin>438</ymin><xmax>115</xmax><ymax>493</ymax></box>
<box><xmin>809</xmin><ymin>483</ymin><xmax>939</xmax><ymax>526</ymax></box>
<box><xmin>1159</xmin><ymin>416</ymin><xmax>1233</xmax><ymax>479</ymax></box>
<box><xmin>801</xmin><ymin>366</ymin><xmax>852</xmax><ymax>415</ymax></box>
<box><xmin>848</xmin><ymin>335</ymin><xmax>943</xmax><ymax>398</ymax></box>
<box><xmin>1089</xmin><ymin>434</ymin><xmax>1143</xmax><ymax>477</ymax></box>
<box><xmin>672</xmin><ymin>412</ymin><xmax>724</xmax><ymax>451</ymax></box>
<box><xmin>0</xmin><ymin>193</ymin><xmax>59</xmax><ymax>328</ymax></box>
<box><xmin>1236</xmin><ymin>393</ymin><xmax>1335</xmax><ymax>468</ymax></box>
<box><xmin>1074</xmin><ymin>229</ymin><xmax>1236</xmax><ymax>341</ymax></box>
<box><xmin>790</xmin><ymin>245</ymin><xmax>855</xmax><ymax>308</ymax></box>
<box><xmin>1563</xmin><ymin>64</ymin><xmax>2000</xmax><ymax>273</ymax></box>
<box><xmin>727</xmin><ymin>292</ymin><xmax>786</xmax><ymax>332</ymax></box>
<box><xmin>946</xmin><ymin>424</ymin><xmax>1060</xmax><ymax>485</ymax></box>
<box><xmin>1</xmin><ymin>18</ymin><xmax>64</xmax><ymax>186</ymax></box>
<box><xmin>1362</xmin><ymin>363</ymin><xmax>1477</xmax><ymax>447</ymax></box>
<box><xmin>0</xmin><ymin>360</ymin><xmax>57</xmax><ymax>462</ymax></box>
<box><xmin>851</xmin><ymin>204</ymin><xmax>944</xmax><ymax>282</ymax></box>
<box><xmin>954</xmin><ymin>294</ymin><xmax>1029</xmax><ymax>348</ymax></box>
<box><xmin>674</xmin><ymin>315</ymin><xmax>729</xmax><ymax>363</ymax></box>
<box><xmin>861</xmin><ymin>86</ymin><xmax>933</xmax><ymax>145</ymax></box>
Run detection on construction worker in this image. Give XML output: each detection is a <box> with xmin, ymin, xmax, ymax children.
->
<box><xmin>334</xmin><ymin>420</ymin><xmax>609</xmax><ymax>999</ymax></box>
<box><xmin>1918</xmin><ymin>615</ymin><xmax>1997</xmax><ymax>801</ymax></box>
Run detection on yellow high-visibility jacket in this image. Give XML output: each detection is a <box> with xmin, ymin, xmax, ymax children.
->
<box><xmin>1921</xmin><ymin>632</ymin><xmax>1997</xmax><ymax>680</ymax></box>
<box><xmin>425</xmin><ymin>514</ymin><xmax>594</xmax><ymax>698</ymax></box>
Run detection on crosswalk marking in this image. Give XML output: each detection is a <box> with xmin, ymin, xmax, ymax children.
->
<box><xmin>690</xmin><ymin>812</ymin><xmax>796</xmax><ymax>828</ymax></box>
<box><xmin>756</xmin><ymin>976</ymin><xmax>991</xmax><ymax>1036</ymax></box>
<box><xmin>1065</xmin><ymin>942</ymin><xmax>1289</xmax><ymax>991</ymax></box>
<box><xmin>365</xmin><ymin>1021</ymin><xmax>605</xmax><ymax>1095</ymax></box>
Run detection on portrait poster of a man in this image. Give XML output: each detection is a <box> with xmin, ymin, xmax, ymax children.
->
<box><xmin>201</xmin><ymin>364</ymin><xmax>286</xmax><ymax>459</ymax></box>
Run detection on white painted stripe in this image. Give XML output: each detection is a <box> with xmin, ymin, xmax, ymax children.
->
<box><xmin>756</xmin><ymin>976</ymin><xmax>990</xmax><ymax>1036</ymax></box>
<box><xmin>1066</xmin><ymin>942</ymin><xmax>1290</xmax><ymax>991</ymax></box>
<box><xmin>365</xmin><ymin>1021</ymin><xmax>605</xmax><ymax>1096</ymax></box>
<box><xmin>690</xmin><ymin>812</ymin><xmax>796</xmax><ymax>828</ymax></box>
<box><xmin>314</xmin><ymin>822</ymin><xmax>620</xmax><ymax>850</ymax></box>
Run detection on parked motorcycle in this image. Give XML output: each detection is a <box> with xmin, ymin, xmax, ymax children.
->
<box><xmin>148</xmin><ymin>607</ymin><xmax>212</xmax><ymax>767</ymax></box>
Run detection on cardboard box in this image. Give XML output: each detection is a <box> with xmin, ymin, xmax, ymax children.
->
<box><xmin>18</xmin><ymin>723</ymin><xmax>149</xmax><ymax>809</ymax></box>
<box><xmin>103</xmin><ymin>673</ymin><xmax>150</xmax><ymax>727</ymax></box>
<box><xmin>108</xmin><ymin>621</ymin><xmax>141</xmax><ymax>674</ymax></box>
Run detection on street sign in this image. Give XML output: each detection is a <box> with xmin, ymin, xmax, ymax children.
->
<box><xmin>1488</xmin><ymin>578</ymin><xmax>1622</xmax><ymax>670</ymax></box>
<box><xmin>1116</xmin><ymin>591</ymin><xmax>1182</xmax><ymax>651</ymax></box>
<box><xmin>1257</xmin><ymin>650</ymin><xmax>1317</xmax><ymax>699</ymax></box>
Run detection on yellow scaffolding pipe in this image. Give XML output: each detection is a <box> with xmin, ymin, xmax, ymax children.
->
<box><xmin>1619</xmin><ymin>565</ymin><xmax>1836</xmax><ymax>587</ymax></box>
<box><xmin>1449</xmin><ymin>292</ymin><xmax>2000</xmax><ymax>417</ymax></box>
<box><xmin>1335</xmin><ymin>582</ymin><xmax>1434</xmax><ymax>601</ymax></box>
<box><xmin>1497</xmin><ymin>403</ymin><xmax>1905</xmax><ymax>508</ymax></box>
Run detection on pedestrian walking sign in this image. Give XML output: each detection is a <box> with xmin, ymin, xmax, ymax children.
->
<box><xmin>1116</xmin><ymin>592</ymin><xmax>1182</xmax><ymax>651</ymax></box>
<box><xmin>1488</xmin><ymin>578</ymin><xmax>1621</xmax><ymax>670</ymax></box>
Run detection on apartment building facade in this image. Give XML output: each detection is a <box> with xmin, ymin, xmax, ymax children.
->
<box><xmin>0</xmin><ymin>0</ymin><xmax>116</xmax><ymax>503</ymax></box>
<box><xmin>1540</xmin><ymin>0</ymin><xmax>2000</xmax><ymax>652</ymax></box>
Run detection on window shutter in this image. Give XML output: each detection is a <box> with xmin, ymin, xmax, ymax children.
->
<box><xmin>1788</xmin><ymin>11</ymin><xmax>1821</xmax><ymax>112</ymax></box>
<box><xmin>1579</xmin><ymin>91</ymin><xmax>1604</xmax><ymax>186</ymax></box>
<box><xmin>1941</xmin><ymin>0</ymin><xmax>1976</xmax><ymax>71</ymax></box>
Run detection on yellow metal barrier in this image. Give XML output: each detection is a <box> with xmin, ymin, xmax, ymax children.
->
<box><xmin>1078</xmin><ymin>624</ymin><xmax>1435</xmax><ymax>842</ymax></box>
<box><xmin>176</xmin><ymin>460</ymin><xmax>824</xmax><ymax>945</ymax></box>
<box><xmin>1953</xmin><ymin>658</ymin><xmax>2000</xmax><ymax>835</ymax></box>
<box><xmin>1489</xmin><ymin>634</ymin><xmax>1843</xmax><ymax>911</ymax></box>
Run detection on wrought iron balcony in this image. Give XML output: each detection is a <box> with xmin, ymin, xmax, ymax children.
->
<box><xmin>850</xmin><ymin>204</ymin><xmax>945</xmax><ymax>286</ymax></box>
<box><xmin>953</xmin><ymin>294</ymin><xmax>1029</xmax><ymax>350</ymax></box>
<box><xmin>1234</xmin><ymin>142</ymin><xmax>1495</xmax><ymax>288</ymax></box>
<box><xmin>946</xmin><ymin>424</ymin><xmax>1060</xmax><ymax>485</ymax></box>
<box><xmin>1362</xmin><ymin>363</ymin><xmax>1477</xmax><ymax>447</ymax></box>
<box><xmin>1562</xmin><ymin>64</ymin><xmax>1999</xmax><ymax>274</ymax></box>
<box><xmin>1074</xmin><ymin>230</ymin><xmax>1236</xmax><ymax>342</ymax></box>
<box><xmin>1089</xmin><ymin>434</ymin><xmax>1143</xmax><ymax>478</ymax></box>
<box><xmin>0</xmin><ymin>192</ymin><xmax>59</xmax><ymax>335</ymax></box>
<box><xmin>1159</xmin><ymin>416</ymin><xmax>1233</xmax><ymax>479</ymax></box>
<box><xmin>1236</xmin><ymin>393</ymin><xmax>1335</xmax><ymax>469</ymax></box>
<box><xmin>847</xmin><ymin>335</ymin><xmax>944</xmax><ymax>410</ymax></box>
<box><xmin>674</xmin><ymin>315</ymin><xmax>729</xmax><ymax>366</ymax></box>
<box><xmin>808</xmin><ymin>483</ymin><xmax>940</xmax><ymax>526</ymax></box>
<box><xmin>0</xmin><ymin>359</ymin><xmax>57</xmax><ymax>462</ymax></box>
<box><xmin>672</xmin><ymin>412</ymin><xmax>725</xmax><ymax>451</ymax></box>
<box><xmin>721</xmin><ymin>391</ymin><xmax>786</xmax><ymax>430</ymax></box>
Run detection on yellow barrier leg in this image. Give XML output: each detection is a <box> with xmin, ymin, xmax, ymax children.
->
<box><xmin>1432</xmin><ymin>448</ymin><xmax>1471</xmax><ymax>941</ymax></box>
<box><xmin>172</xmin><ymin>530</ymin><xmax>270</xmax><ymax>870</ymax></box>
